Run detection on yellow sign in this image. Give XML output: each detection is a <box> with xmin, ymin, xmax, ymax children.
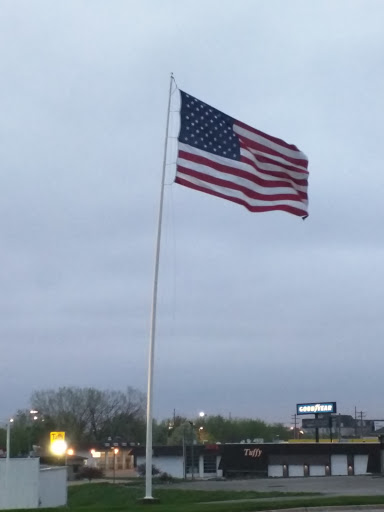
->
<box><xmin>50</xmin><ymin>432</ymin><xmax>65</xmax><ymax>444</ymax></box>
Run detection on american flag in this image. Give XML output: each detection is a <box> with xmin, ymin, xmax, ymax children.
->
<box><xmin>175</xmin><ymin>90</ymin><xmax>309</xmax><ymax>218</ymax></box>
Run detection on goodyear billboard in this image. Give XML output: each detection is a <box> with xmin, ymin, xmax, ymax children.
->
<box><xmin>296</xmin><ymin>402</ymin><xmax>337</xmax><ymax>415</ymax></box>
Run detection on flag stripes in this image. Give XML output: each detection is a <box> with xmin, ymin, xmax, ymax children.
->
<box><xmin>176</xmin><ymin>90</ymin><xmax>309</xmax><ymax>218</ymax></box>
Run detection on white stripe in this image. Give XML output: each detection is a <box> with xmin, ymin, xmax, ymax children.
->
<box><xmin>177</xmin><ymin>172</ymin><xmax>308</xmax><ymax>211</ymax></box>
<box><xmin>234</xmin><ymin>123</ymin><xmax>308</xmax><ymax>162</ymax></box>
<box><xmin>240</xmin><ymin>148</ymin><xmax>308</xmax><ymax>183</ymax></box>
<box><xmin>243</xmin><ymin>146</ymin><xmax>308</xmax><ymax>173</ymax></box>
<box><xmin>178</xmin><ymin>143</ymin><xmax>308</xmax><ymax>192</ymax></box>
<box><xmin>177</xmin><ymin>156</ymin><xmax>307</xmax><ymax>199</ymax></box>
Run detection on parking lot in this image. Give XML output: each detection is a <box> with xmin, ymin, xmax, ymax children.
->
<box><xmin>174</xmin><ymin>475</ymin><xmax>384</xmax><ymax>496</ymax></box>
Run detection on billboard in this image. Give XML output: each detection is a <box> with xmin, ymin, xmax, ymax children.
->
<box><xmin>296</xmin><ymin>402</ymin><xmax>337</xmax><ymax>415</ymax></box>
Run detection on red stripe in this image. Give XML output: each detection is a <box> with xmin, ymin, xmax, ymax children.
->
<box><xmin>179</xmin><ymin>149</ymin><xmax>308</xmax><ymax>195</ymax></box>
<box><xmin>240</xmin><ymin>154</ymin><xmax>308</xmax><ymax>186</ymax></box>
<box><xmin>235</xmin><ymin>119</ymin><xmax>303</xmax><ymax>153</ymax></box>
<box><xmin>175</xmin><ymin>176</ymin><xmax>308</xmax><ymax>218</ymax></box>
<box><xmin>177</xmin><ymin>165</ymin><xmax>306</xmax><ymax>202</ymax></box>
<box><xmin>241</xmin><ymin>150</ymin><xmax>308</xmax><ymax>180</ymax></box>
<box><xmin>238</xmin><ymin>133</ymin><xmax>308</xmax><ymax>168</ymax></box>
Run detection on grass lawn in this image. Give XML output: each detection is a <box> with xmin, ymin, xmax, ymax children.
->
<box><xmin>6</xmin><ymin>482</ymin><xmax>384</xmax><ymax>512</ymax></box>
<box><xmin>69</xmin><ymin>482</ymin><xmax>313</xmax><ymax>509</ymax></box>
<box><xmin>66</xmin><ymin>483</ymin><xmax>384</xmax><ymax>512</ymax></box>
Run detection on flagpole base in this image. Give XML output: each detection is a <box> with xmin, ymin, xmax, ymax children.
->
<box><xmin>138</xmin><ymin>497</ymin><xmax>160</xmax><ymax>505</ymax></box>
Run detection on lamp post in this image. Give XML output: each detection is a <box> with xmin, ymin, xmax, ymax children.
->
<box><xmin>190</xmin><ymin>423</ymin><xmax>195</xmax><ymax>480</ymax></box>
<box><xmin>28</xmin><ymin>410</ymin><xmax>40</xmax><ymax>456</ymax></box>
<box><xmin>113</xmin><ymin>448</ymin><xmax>119</xmax><ymax>484</ymax></box>
<box><xmin>6</xmin><ymin>419</ymin><xmax>14</xmax><ymax>460</ymax></box>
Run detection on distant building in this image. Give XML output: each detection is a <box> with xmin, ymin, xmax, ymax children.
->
<box><xmin>301</xmin><ymin>414</ymin><xmax>376</xmax><ymax>438</ymax></box>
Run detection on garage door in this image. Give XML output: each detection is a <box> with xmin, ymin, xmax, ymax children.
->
<box><xmin>288</xmin><ymin>465</ymin><xmax>304</xmax><ymax>477</ymax></box>
<box><xmin>354</xmin><ymin>455</ymin><xmax>368</xmax><ymax>475</ymax></box>
<box><xmin>309</xmin><ymin>465</ymin><xmax>326</xmax><ymax>477</ymax></box>
<box><xmin>268</xmin><ymin>465</ymin><xmax>283</xmax><ymax>478</ymax></box>
<box><xmin>331</xmin><ymin>455</ymin><xmax>348</xmax><ymax>475</ymax></box>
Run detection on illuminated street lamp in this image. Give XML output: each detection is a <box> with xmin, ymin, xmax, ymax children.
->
<box><xmin>6</xmin><ymin>418</ymin><xmax>14</xmax><ymax>460</ymax></box>
<box><xmin>50</xmin><ymin>439</ymin><xmax>68</xmax><ymax>457</ymax></box>
<box><xmin>113</xmin><ymin>448</ymin><xmax>119</xmax><ymax>484</ymax></box>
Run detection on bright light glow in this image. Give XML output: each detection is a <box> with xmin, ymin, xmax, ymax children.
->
<box><xmin>51</xmin><ymin>440</ymin><xmax>68</xmax><ymax>456</ymax></box>
<box><xmin>90</xmin><ymin>449</ymin><xmax>95</xmax><ymax>454</ymax></box>
<box><xmin>67</xmin><ymin>448</ymin><xmax>74</xmax><ymax>456</ymax></box>
<box><xmin>199</xmin><ymin>426</ymin><xmax>204</xmax><ymax>430</ymax></box>
<box><xmin>10</xmin><ymin>418</ymin><xmax>14</xmax><ymax>423</ymax></box>
<box><xmin>199</xmin><ymin>411</ymin><xmax>205</xmax><ymax>418</ymax></box>
<box><xmin>30</xmin><ymin>410</ymin><xmax>38</xmax><ymax>414</ymax></box>
<box><xmin>113</xmin><ymin>448</ymin><xmax>119</xmax><ymax>455</ymax></box>
<box><xmin>33</xmin><ymin>416</ymin><xmax>38</xmax><ymax>421</ymax></box>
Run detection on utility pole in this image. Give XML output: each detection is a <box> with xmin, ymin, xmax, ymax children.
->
<box><xmin>360</xmin><ymin>411</ymin><xmax>366</xmax><ymax>438</ymax></box>
<box><xmin>354</xmin><ymin>407</ymin><xmax>365</xmax><ymax>438</ymax></box>
<box><xmin>291</xmin><ymin>414</ymin><xmax>297</xmax><ymax>439</ymax></box>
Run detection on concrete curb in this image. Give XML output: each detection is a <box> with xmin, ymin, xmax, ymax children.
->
<box><xmin>262</xmin><ymin>507</ymin><xmax>384</xmax><ymax>512</ymax></box>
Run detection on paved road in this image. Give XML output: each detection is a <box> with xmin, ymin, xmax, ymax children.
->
<box><xmin>172</xmin><ymin>475</ymin><xmax>384</xmax><ymax>496</ymax></box>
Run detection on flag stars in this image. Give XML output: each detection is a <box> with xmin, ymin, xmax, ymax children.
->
<box><xmin>179</xmin><ymin>91</ymin><xmax>240</xmax><ymax>161</ymax></box>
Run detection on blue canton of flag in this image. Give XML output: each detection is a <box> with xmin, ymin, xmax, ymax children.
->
<box><xmin>178</xmin><ymin>93</ymin><xmax>240</xmax><ymax>161</ymax></box>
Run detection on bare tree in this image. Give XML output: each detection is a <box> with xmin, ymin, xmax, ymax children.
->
<box><xmin>30</xmin><ymin>386</ymin><xmax>146</xmax><ymax>443</ymax></box>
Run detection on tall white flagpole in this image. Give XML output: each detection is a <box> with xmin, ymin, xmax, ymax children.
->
<box><xmin>144</xmin><ymin>73</ymin><xmax>174</xmax><ymax>500</ymax></box>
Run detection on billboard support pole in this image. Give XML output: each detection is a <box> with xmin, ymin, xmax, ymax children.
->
<box><xmin>315</xmin><ymin>413</ymin><xmax>319</xmax><ymax>443</ymax></box>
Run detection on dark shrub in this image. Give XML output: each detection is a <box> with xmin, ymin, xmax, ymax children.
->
<box><xmin>136</xmin><ymin>463</ymin><xmax>160</xmax><ymax>476</ymax></box>
<box><xmin>76</xmin><ymin>466</ymin><xmax>104</xmax><ymax>481</ymax></box>
<box><xmin>156</xmin><ymin>472</ymin><xmax>176</xmax><ymax>483</ymax></box>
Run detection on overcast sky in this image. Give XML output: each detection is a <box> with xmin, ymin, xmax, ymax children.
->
<box><xmin>1</xmin><ymin>0</ymin><xmax>384</xmax><ymax>426</ymax></box>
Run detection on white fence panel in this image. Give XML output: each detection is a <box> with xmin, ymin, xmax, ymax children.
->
<box><xmin>0</xmin><ymin>458</ymin><xmax>39</xmax><ymax>510</ymax></box>
<box><xmin>39</xmin><ymin>467</ymin><xmax>67</xmax><ymax>508</ymax></box>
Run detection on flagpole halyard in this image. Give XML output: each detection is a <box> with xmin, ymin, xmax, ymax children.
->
<box><xmin>144</xmin><ymin>73</ymin><xmax>174</xmax><ymax>501</ymax></box>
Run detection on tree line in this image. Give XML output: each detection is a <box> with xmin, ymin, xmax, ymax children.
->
<box><xmin>0</xmin><ymin>386</ymin><xmax>291</xmax><ymax>456</ymax></box>
<box><xmin>154</xmin><ymin>414</ymin><xmax>290</xmax><ymax>445</ymax></box>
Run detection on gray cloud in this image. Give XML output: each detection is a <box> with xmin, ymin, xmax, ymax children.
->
<box><xmin>1</xmin><ymin>0</ymin><xmax>384</xmax><ymax>426</ymax></box>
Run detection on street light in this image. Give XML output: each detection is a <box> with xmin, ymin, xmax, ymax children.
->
<box><xmin>113</xmin><ymin>448</ymin><xmax>119</xmax><ymax>484</ymax></box>
<box><xmin>50</xmin><ymin>439</ymin><xmax>68</xmax><ymax>457</ymax></box>
<box><xmin>6</xmin><ymin>418</ymin><xmax>14</xmax><ymax>460</ymax></box>
<box><xmin>28</xmin><ymin>410</ymin><xmax>41</xmax><ymax>455</ymax></box>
